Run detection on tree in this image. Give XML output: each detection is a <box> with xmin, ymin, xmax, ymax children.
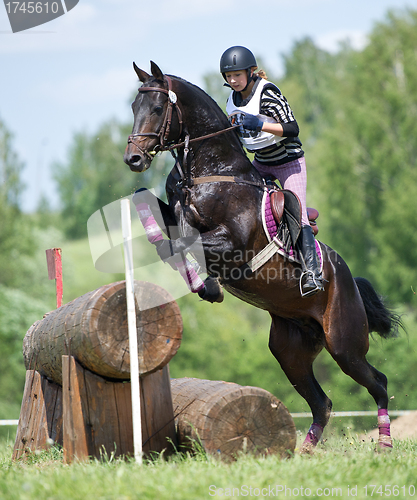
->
<box><xmin>54</xmin><ymin>119</ymin><xmax>173</xmax><ymax>239</ymax></box>
<box><xmin>355</xmin><ymin>9</ymin><xmax>417</xmax><ymax>303</ymax></box>
<box><xmin>0</xmin><ymin>117</ymin><xmax>53</xmax><ymax>427</ymax></box>
<box><xmin>0</xmin><ymin>286</ymin><xmax>47</xmax><ymax>430</ymax></box>
<box><xmin>0</xmin><ymin>117</ymin><xmax>24</xmax><ymax>207</ymax></box>
<box><xmin>0</xmin><ymin>117</ymin><xmax>35</xmax><ymax>288</ymax></box>
<box><xmin>312</xmin><ymin>9</ymin><xmax>417</xmax><ymax>304</ymax></box>
<box><xmin>261</xmin><ymin>9</ymin><xmax>417</xmax><ymax>305</ymax></box>
<box><xmin>282</xmin><ymin>37</ymin><xmax>341</xmax><ymax>135</ymax></box>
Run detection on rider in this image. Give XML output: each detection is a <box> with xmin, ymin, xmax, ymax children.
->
<box><xmin>220</xmin><ymin>45</ymin><xmax>324</xmax><ymax>296</ymax></box>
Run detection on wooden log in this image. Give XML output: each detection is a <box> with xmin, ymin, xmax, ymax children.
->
<box><xmin>12</xmin><ymin>370</ymin><xmax>63</xmax><ymax>460</ymax></box>
<box><xmin>62</xmin><ymin>356</ymin><xmax>177</xmax><ymax>463</ymax></box>
<box><xmin>23</xmin><ymin>281</ymin><xmax>182</xmax><ymax>385</ymax></box>
<box><xmin>171</xmin><ymin>378</ymin><xmax>296</xmax><ymax>459</ymax></box>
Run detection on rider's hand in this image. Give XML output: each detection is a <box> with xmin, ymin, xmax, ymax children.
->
<box><xmin>242</xmin><ymin>114</ymin><xmax>263</xmax><ymax>132</ymax></box>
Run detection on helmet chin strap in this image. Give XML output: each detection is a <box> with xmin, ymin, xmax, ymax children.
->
<box><xmin>242</xmin><ymin>69</ymin><xmax>256</xmax><ymax>91</ymax></box>
<box><xmin>243</xmin><ymin>68</ymin><xmax>253</xmax><ymax>92</ymax></box>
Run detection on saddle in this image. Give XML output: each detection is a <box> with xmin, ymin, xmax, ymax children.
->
<box><xmin>270</xmin><ymin>189</ymin><xmax>319</xmax><ymax>250</ymax></box>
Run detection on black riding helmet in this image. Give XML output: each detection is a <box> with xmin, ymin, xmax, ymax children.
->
<box><xmin>220</xmin><ymin>46</ymin><xmax>257</xmax><ymax>90</ymax></box>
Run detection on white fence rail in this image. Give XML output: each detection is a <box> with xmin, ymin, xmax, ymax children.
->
<box><xmin>0</xmin><ymin>420</ymin><xmax>19</xmax><ymax>426</ymax></box>
<box><xmin>1</xmin><ymin>410</ymin><xmax>414</xmax><ymax>426</ymax></box>
<box><xmin>291</xmin><ymin>410</ymin><xmax>414</xmax><ymax>418</ymax></box>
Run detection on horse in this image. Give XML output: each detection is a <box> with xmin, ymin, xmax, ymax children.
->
<box><xmin>123</xmin><ymin>61</ymin><xmax>401</xmax><ymax>453</ymax></box>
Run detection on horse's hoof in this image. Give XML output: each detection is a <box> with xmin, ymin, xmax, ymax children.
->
<box><xmin>377</xmin><ymin>438</ymin><xmax>393</xmax><ymax>451</ymax></box>
<box><xmin>299</xmin><ymin>443</ymin><xmax>315</xmax><ymax>455</ymax></box>
<box><xmin>198</xmin><ymin>277</ymin><xmax>224</xmax><ymax>303</ymax></box>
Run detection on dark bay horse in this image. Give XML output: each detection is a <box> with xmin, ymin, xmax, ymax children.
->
<box><xmin>124</xmin><ymin>62</ymin><xmax>400</xmax><ymax>453</ymax></box>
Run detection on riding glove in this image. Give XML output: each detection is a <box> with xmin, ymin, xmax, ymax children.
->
<box><xmin>242</xmin><ymin>114</ymin><xmax>263</xmax><ymax>132</ymax></box>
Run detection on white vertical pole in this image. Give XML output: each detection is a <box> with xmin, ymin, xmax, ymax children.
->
<box><xmin>121</xmin><ymin>198</ymin><xmax>142</xmax><ymax>464</ymax></box>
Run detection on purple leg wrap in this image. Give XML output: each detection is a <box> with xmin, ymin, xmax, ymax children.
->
<box><xmin>377</xmin><ymin>409</ymin><xmax>393</xmax><ymax>448</ymax></box>
<box><xmin>174</xmin><ymin>257</ymin><xmax>205</xmax><ymax>293</ymax></box>
<box><xmin>135</xmin><ymin>203</ymin><xmax>164</xmax><ymax>244</ymax></box>
<box><xmin>135</xmin><ymin>202</ymin><xmax>205</xmax><ymax>294</ymax></box>
<box><xmin>303</xmin><ymin>423</ymin><xmax>323</xmax><ymax>448</ymax></box>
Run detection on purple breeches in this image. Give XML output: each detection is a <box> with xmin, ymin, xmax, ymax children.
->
<box><xmin>253</xmin><ymin>156</ymin><xmax>310</xmax><ymax>226</ymax></box>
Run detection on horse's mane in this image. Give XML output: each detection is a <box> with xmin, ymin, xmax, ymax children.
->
<box><xmin>168</xmin><ymin>74</ymin><xmax>234</xmax><ymax>129</ymax></box>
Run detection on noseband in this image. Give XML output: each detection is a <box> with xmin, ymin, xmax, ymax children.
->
<box><xmin>127</xmin><ymin>75</ymin><xmax>184</xmax><ymax>160</ymax></box>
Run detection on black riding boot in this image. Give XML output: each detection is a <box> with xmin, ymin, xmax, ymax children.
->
<box><xmin>299</xmin><ymin>225</ymin><xmax>324</xmax><ymax>297</ymax></box>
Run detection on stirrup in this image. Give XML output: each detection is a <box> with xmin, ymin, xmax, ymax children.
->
<box><xmin>299</xmin><ymin>270</ymin><xmax>325</xmax><ymax>298</ymax></box>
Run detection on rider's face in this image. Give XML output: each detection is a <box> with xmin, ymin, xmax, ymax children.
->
<box><xmin>225</xmin><ymin>70</ymin><xmax>248</xmax><ymax>92</ymax></box>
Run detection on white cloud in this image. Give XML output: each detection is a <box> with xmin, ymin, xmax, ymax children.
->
<box><xmin>0</xmin><ymin>3</ymin><xmax>99</xmax><ymax>53</ymax></box>
<box><xmin>156</xmin><ymin>0</ymin><xmax>235</xmax><ymax>19</ymax></box>
<box><xmin>315</xmin><ymin>30</ymin><xmax>369</xmax><ymax>53</ymax></box>
<box><xmin>36</xmin><ymin>66</ymin><xmax>136</xmax><ymax>105</ymax></box>
<box><xmin>60</xmin><ymin>3</ymin><xmax>97</xmax><ymax>24</ymax></box>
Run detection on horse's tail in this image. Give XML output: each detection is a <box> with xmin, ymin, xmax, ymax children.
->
<box><xmin>354</xmin><ymin>277</ymin><xmax>403</xmax><ymax>339</ymax></box>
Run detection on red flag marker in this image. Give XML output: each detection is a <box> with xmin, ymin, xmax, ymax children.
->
<box><xmin>46</xmin><ymin>248</ymin><xmax>63</xmax><ymax>308</ymax></box>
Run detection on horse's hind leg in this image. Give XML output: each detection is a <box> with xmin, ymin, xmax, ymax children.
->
<box><xmin>269</xmin><ymin>315</ymin><xmax>332</xmax><ymax>453</ymax></box>
<box><xmin>329</xmin><ymin>351</ymin><xmax>392</xmax><ymax>448</ymax></box>
<box><xmin>323</xmin><ymin>291</ymin><xmax>392</xmax><ymax>449</ymax></box>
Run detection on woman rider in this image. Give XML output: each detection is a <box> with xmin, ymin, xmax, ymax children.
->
<box><xmin>220</xmin><ymin>45</ymin><xmax>324</xmax><ymax>296</ymax></box>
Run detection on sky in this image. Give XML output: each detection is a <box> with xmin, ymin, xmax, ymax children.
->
<box><xmin>0</xmin><ymin>0</ymin><xmax>415</xmax><ymax>212</ymax></box>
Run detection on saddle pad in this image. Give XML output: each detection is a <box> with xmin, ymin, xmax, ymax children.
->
<box><xmin>263</xmin><ymin>189</ymin><xmax>277</xmax><ymax>242</ymax></box>
<box><xmin>262</xmin><ymin>190</ymin><xmax>323</xmax><ymax>270</ymax></box>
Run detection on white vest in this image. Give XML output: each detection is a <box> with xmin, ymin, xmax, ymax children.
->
<box><xmin>226</xmin><ymin>78</ymin><xmax>286</xmax><ymax>151</ymax></box>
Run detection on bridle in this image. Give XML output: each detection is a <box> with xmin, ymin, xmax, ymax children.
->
<box><xmin>127</xmin><ymin>75</ymin><xmax>237</xmax><ymax>162</ymax></box>
<box><xmin>127</xmin><ymin>75</ymin><xmax>184</xmax><ymax>161</ymax></box>
<box><xmin>126</xmin><ymin>76</ymin><xmax>266</xmax><ymax>195</ymax></box>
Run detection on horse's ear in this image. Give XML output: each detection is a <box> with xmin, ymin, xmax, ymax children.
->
<box><xmin>150</xmin><ymin>61</ymin><xmax>164</xmax><ymax>81</ymax></box>
<box><xmin>133</xmin><ymin>62</ymin><xmax>150</xmax><ymax>83</ymax></box>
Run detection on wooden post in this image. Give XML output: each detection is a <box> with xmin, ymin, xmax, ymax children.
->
<box><xmin>61</xmin><ymin>356</ymin><xmax>176</xmax><ymax>463</ymax></box>
<box><xmin>13</xmin><ymin>371</ymin><xmax>63</xmax><ymax>460</ymax></box>
<box><xmin>62</xmin><ymin>356</ymin><xmax>89</xmax><ymax>463</ymax></box>
<box><xmin>46</xmin><ymin>248</ymin><xmax>63</xmax><ymax>308</ymax></box>
<box><xmin>13</xmin><ymin>361</ymin><xmax>177</xmax><ymax>463</ymax></box>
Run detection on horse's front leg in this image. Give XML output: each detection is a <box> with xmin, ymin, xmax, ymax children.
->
<box><xmin>156</xmin><ymin>224</ymin><xmax>239</xmax><ymax>303</ymax></box>
<box><xmin>132</xmin><ymin>189</ymin><xmax>223</xmax><ymax>302</ymax></box>
<box><xmin>155</xmin><ymin>215</ymin><xmax>243</xmax><ymax>302</ymax></box>
<box><xmin>132</xmin><ymin>188</ymin><xmax>177</xmax><ymax>238</ymax></box>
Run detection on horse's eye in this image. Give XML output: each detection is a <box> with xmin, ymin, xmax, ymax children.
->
<box><xmin>153</xmin><ymin>106</ymin><xmax>163</xmax><ymax>116</ymax></box>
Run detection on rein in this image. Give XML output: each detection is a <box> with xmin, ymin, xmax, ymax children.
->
<box><xmin>166</xmin><ymin>111</ymin><xmax>243</xmax><ymax>151</ymax></box>
<box><xmin>128</xmin><ymin>75</ymin><xmax>238</xmax><ymax>164</ymax></box>
<box><xmin>165</xmin><ymin>124</ymin><xmax>237</xmax><ymax>152</ymax></box>
<box><xmin>128</xmin><ymin>76</ymin><xmax>263</xmax><ymax>193</ymax></box>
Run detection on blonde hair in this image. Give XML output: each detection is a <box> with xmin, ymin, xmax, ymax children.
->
<box><xmin>252</xmin><ymin>67</ymin><xmax>268</xmax><ymax>80</ymax></box>
<box><xmin>257</xmin><ymin>70</ymin><xmax>268</xmax><ymax>79</ymax></box>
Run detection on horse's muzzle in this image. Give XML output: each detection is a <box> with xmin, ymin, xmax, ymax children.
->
<box><xmin>123</xmin><ymin>143</ymin><xmax>152</xmax><ymax>172</ymax></box>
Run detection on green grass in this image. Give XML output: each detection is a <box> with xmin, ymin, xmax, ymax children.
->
<box><xmin>1</xmin><ymin>437</ymin><xmax>417</xmax><ymax>500</ymax></box>
<box><xmin>5</xmin><ymin>237</ymin><xmax>416</xmax><ymax>499</ymax></box>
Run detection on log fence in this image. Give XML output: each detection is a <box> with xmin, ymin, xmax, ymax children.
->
<box><xmin>12</xmin><ymin>280</ymin><xmax>182</xmax><ymax>463</ymax></box>
<box><xmin>11</xmin><ymin>280</ymin><xmax>299</xmax><ymax>462</ymax></box>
